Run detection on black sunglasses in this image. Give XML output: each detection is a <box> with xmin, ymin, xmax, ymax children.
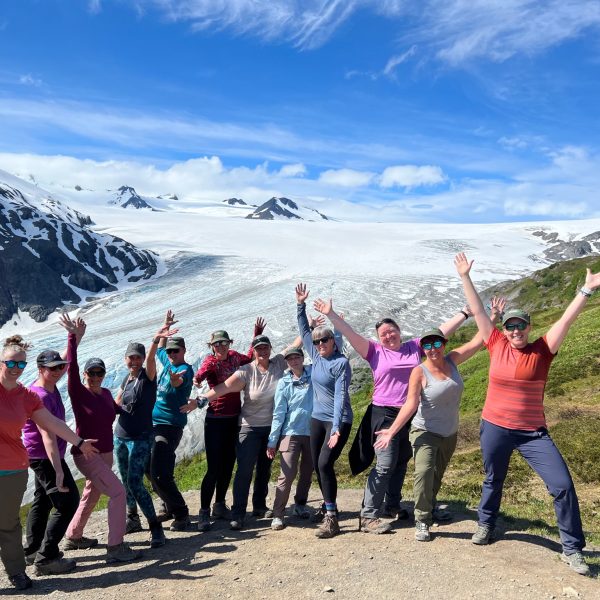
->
<box><xmin>166</xmin><ymin>348</ymin><xmax>182</xmax><ymax>354</ymax></box>
<box><xmin>313</xmin><ymin>336</ymin><xmax>332</xmax><ymax>346</ymax></box>
<box><xmin>505</xmin><ymin>322</ymin><xmax>528</xmax><ymax>331</ymax></box>
<box><xmin>87</xmin><ymin>370</ymin><xmax>105</xmax><ymax>377</ymax></box>
<box><xmin>212</xmin><ymin>340</ymin><xmax>230</xmax><ymax>347</ymax></box>
<box><xmin>45</xmin><ymin>364</ymin><xmax>66</xmax><ymax>372</ymax></box>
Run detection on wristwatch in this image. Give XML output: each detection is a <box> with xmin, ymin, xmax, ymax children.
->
<box><xmin>196</xmin><ymin>396</ymin><xmax>209</xmax><ymax>410</ymax></box>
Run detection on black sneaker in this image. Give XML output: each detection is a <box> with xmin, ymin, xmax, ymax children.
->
<box><xmin>34</xmin><ymin>556</ymin><xmax>77</xmax><ymax>576</ymax></box>
<box><xmin>198</xmin><ymin>509</ymin><xmax>211</xmax><ymax>532</ymax></box>
<box><xmin>156</xmin><ymin>510</ymin><xmax>174</xmax><ymax>523</ymax></box>
<box><xmin>149</xmin><ymin>523</ymin><xmax>166</xmax><ymax>548</ymax></box>
<box><xmin>9</xmin><ymin>572</ymin><xmax>32</xmax><ymax>591</ymax></box>
<box><xmin>229</xmin><ymin>517</ymin><xmax>245</xmax><ymax>530</ymax></box>
<box><xmin>125</xmin><ymin>513</ymin><xmax>143</xmax><ymax>534</ymax></box>
<box><xmin>211</xmin><ymin>502</ymin><xmax>231</xmax><ymax>520</ymax></box>
<box><xmin>170</xmin><ymin>516</ymin><xmax>191</xmax><ymax>532</ymax></box>
<box><xmin>106</xmin><ymin>542</ymin><xmax>142</xmax><ymax>563</ymax></box>
<box><xmin>251</xmin><ymin>507</ymin><xmax>273</xmax><ymax>518</ymax></box>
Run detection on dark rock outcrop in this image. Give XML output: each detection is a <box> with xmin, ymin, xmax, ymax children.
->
<box><xmin>223</xmin><ymin>198</ymin><xmax>247</xmax><ymax>206</ymax></box>
<box><xmin>245</xmin><ymin>197</ymin><xmax>329</xmax><ymax>221</ymax></box>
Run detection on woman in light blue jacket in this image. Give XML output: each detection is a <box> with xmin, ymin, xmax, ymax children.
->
<box><xmin>266</xmin><ymin>346</ymin><xmax>314</xmax><ymax>530</ymax></box>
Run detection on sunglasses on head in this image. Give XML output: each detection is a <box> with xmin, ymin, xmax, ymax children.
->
<box><xmin>45</xmin><ymin>364</ymin><xmax>66</xmax><ymax>372</ymax></box>
<box><xmin>212</xmin><ymin>340</ymin><xmax>230</xmax><ymax>347</ymax></box>
<box><xmin>422</xmin><ymin>339</ymin><xmax>444</xmax><ymax>350</ymax></box>
<box><xmin>166</xmin><ymin>348</ymin><xmax>181</xmax><ymax>355</ymax></box>
<box><xmin>3</xmin><ymin>360</ymin><xmax>27</xmax><ymax>369</ymax></box>
<box><xmin>505</xmin><ymin>322</ymin><xmax>528</xmax><ymax>331</ymax></box>
<box><xmin>87</xmin><ymin>369</ymin><xmax>105</xmax><ymax>377</ymax></box>
<box><xmin>313</xmin><ymin>336</ymin><xmax>332</xmax><ymax>346</ymax></box>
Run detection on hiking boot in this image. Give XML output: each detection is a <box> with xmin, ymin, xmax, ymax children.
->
<box><xmin>315</xmin><ymin>515</ymin><xmax>340</xmax><ymax>539</ymax></box>
<box><xmin>361</xmin><ymin>517</ymin><xmax>392</xmax><ymax>534</ymax></box>
<box><xmin>125</xmin><ymin>512</ymin><xmax>143</xmax><ymax>534</ymax></box>
<box><xmin>106</xmin><ymin>542</ymin><xmax>142</xmax><ymax>563</ymax></box>
<box><xmin>432</xmin><ymin>506</ymin><xmax>452</xmax><ymax>522</ymax></box>
<box><xmin>34</xmin><ymin>556</ymin><xmax>77</xmax><ymax>576</ymax></box>
<box><xmin>310</xmin><ymin>505</ymin><xmax>326</xmax><ymax>523</ymax></box>
<box><xmin>211</xmin><ymin>502</ymin><xmax>231</xmax><ymax>520</ymax></box>
<box><xmin>198</xmin><ymin>509</ymin><xmax>211</xmax><ymax>532</ymax></box>
<box><xmin>156</xmin><ymin>510</ymin><xmax>174</xmax><ymax>523</ymax></box>
<box><xmin>170</xmin><ymin>515</ymin><xmax>191</xmax><ymax>532</ymax></box>
<box><xmin>271</xmin><ymin>517</ymin><xmax>285</xmax><ymax>531</ymax></box>
<box><xmin>252</xmin><ymin>507</ymin><xmax>273</xmax><ymax>518</ymax></box>
<box><xmin>415</xmin><ymin>521</ymin><xmax>431</xmax><ymax>542</ymax></box>
<box><xmin>9</xmin><ymin>572</ymin><xmax>32</xmax><ymax>591</ymax></box>
<box><xmin>230</xmin><ymin>517</ymin><xmax>245</xmax><ymax>531</ymax></box>
<box><xmin>561</xmin><ymin>551</ymin><xmax>591</xmax><ymax>576</ymax></box>
<box><xmin>63</xmin><ymin>536</ymin><xmax>99</xmax><ymax>551</ymax></box>
<box><xmin>25</xmin><ymin>552</ymin><xmax>36</xmax><ymax>566</ymax></box>
<box><xmin>149</xmin><ymin>522</ymin><xmax>166</xmax><ymax>549</ymax></box>
<box><xmin>293</xmin><ymin>503</ymin><xmax>311</xmax><ymax>519</ymax></box>
<box><xmin>472</xmin><ymin>523</ymin><xmax>495</xmax><ymax>545</ymax></box>
<box><xmin>380</xmin><ymin>505</ymin><xmax>409</xmax><ymax>520</ymax></box>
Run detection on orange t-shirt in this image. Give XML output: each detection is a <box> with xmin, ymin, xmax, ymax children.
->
<box><xmin>0</xmin><ymin>382</ymin><xmax>44</xmax><ymax>470</ymax></box>
<box><xmin>482</xmin><ymin>327</ymin><xmax>555</xmax><ymax>431</ymax></box>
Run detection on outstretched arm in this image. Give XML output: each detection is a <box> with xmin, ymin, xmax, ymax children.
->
<box><xmin>438</xmin><ymin>305</ymin><xmax>473</xmax><ymax>338</ymax></box>
<box><xmin>181</xmin><ymin>371</ymin><xmax>245</xmax><ymax>413</ymax></box>
<box><xmin>545</xmin><ymin>269</ymin><xmax>600</xmax><ymax>354</ymax></box>
<box><xmin>454</xmin><ymin>253</ymin><xmax>495</xmax><ymax>343</ymax></box>
<box><xmin>313</xmin><ymin>298</ymin><xmax>370</xmax><ymax>359</ymax></box>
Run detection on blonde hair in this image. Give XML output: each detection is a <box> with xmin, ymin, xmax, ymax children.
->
<box><xmin>2</xmin><ymin>335</ymin><xmax>31</xmax><ymax>358</ymax></box>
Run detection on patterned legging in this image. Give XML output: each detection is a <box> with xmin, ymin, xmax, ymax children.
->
<box><xmin>114</xmin><ymin>436</ymin><xmax>157</xmax><ymax>522</ymax></box>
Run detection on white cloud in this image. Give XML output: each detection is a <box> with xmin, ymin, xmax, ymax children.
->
<box><xmin>379</xmin><ymin>165</ymin><xmax>446</xmax><ymax>188</ymax></box>
<box><xmin>498</xmin><ymin>136</ymin><xmax>528</xmax><ymax>150</ymax></box>
<box><xmin>19</xmin><ymin>74</ymin><xmax>42</xmax><ymax>87</ymax></box>
<box><xmin>318</xmin><ymin>168</ymin><xmax>375</xmax><ymax>187</ymax></box>
<box><xmin>382</xmin><ymin>45</ymin><xmax>418</xmax><ymax>78</ymax></box>
<box><xmin>278</xmin><ymin>163</ymin><xmax>306</xmax><ymax>177</ymax></box>
<box><xmin>88</xmin><ymin>0</ymin><xmax>102</xmax><ymax>14</ymax></box>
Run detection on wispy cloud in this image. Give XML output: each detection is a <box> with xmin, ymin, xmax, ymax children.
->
<box><xmin>346</xmin><ymin>45</ymin><xmax>417</xmax><ymax>80</ymax></box>
<box><xmin>18</xmin><ymin>74</ymin><xmax>42</xmax><ymax>87</ymax></box>
<box><xmin>379</xmin><ymin>165</ymin><xmax>446</xmax><ymax>188</ymax></box>
<box><xmin>318</xmin><ymin>168</ymin><xmax>375</xmax><ymax>187</ymax></box>
<box><xmin>88</xmin><ymin>0</ymin><xmax>102</xmax><ymax>14</ymax></box>
<box><xmin>279</xmin><ymin>163</ymin><xmax>307</xmax><ymax>177</ymax></box>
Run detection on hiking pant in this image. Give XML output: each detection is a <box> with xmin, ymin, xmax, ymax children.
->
<box><xmin>24</xmin><ymin>458</ymin><xmax>79</xmax><ymax>561</ymax></box>
<box><xmin>0</xmin><ymin>470</ymin><xmax>28</xmax><ymax>577</ymax></box>
<box><xmin>272</xmin><ymin>435</ymin><xmax>313</xmax><ymax>518</ymax></box>
<box><xmin>478</xmin><ymin>419</ymin><xmax>585</xmax><ymax>553</ymax></box>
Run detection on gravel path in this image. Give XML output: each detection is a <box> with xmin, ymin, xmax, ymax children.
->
<box><xmin>2</xmin><ymin>489</ymin><xmax>598</xmax><ymax>599</ymax></box>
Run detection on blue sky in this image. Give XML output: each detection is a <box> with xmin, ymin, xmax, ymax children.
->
<box><xmin>1</xmin><ymin>0</ymin><xmax>600</xmax><ymax>222</ymax></box>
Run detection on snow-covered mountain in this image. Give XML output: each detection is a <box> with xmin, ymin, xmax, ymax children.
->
<box><xmin>108</xmin><ymin>185</ymin><xmax>157</xmax><ymax>210</ymax></box>
<box><xmin>246</xmin><ymin>196</ymin><xmax>330</xmax><ymax>221</ymax></box>
<box><xmin>0</xmin><ymin>171</ymin><xmax>161</xmax><ymax>328</ymax></box>
<box><xmin>222</xmin><ymin>197</ymin><xmax>249</xmax><ymax>206</ymax></box>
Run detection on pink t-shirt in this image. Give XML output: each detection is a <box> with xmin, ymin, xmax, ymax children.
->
<box><xmin>366</xmin><ymin>339</ymin><xmax>423</xmax><ymax>407</ymax></box>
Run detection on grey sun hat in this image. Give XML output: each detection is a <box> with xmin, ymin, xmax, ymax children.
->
<box><xmin>284</xmin><ymin>346</ymin><xmax>304</xmax><ymax>359</ymax></box>
<box><xmin>501</xmin><ymin>309</ymin><xmax>531</xmax><ymax>326</ymax></box>
<box><xmin>125</xmin><ymin>342</ymin><xmax>146</xmax><ymax>357</ymax></box>
<box><xmin>165</xmin><ymin>337</ymin><xmax>186</xmax><ymax>350</ymax></box>
<box><xmin>210</xmin><ymin>330</ymin><xmax>232</xmax><ymax>344</ymax></box>
<box><xmin>84</xmin><ymin>357</ymin><xmax>106</xmax><ymax>372</ymax></box>
<box><xmin>252</xmin><ymin>335</ymin><xmax>271</xmax><ymax>348</ymax></box>
<box><xmin>419</xmin><ymin>328</ymin><xmax>448</xmax><ymax>346</ymax></box>
<box><xmin>36</xmin><ymin>350</ymin><xmax>68</xmax><ymax>368</ymax></box>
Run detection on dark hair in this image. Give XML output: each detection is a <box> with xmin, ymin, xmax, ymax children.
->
<box><xmin>375</xmin><ymin>318</ymin><xmax>400</xmax><ymax>332</ymax></box>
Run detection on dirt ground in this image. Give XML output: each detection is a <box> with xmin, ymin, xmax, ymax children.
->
<box><xmin>2</xmin><ymin>488</ymin><xmax>598</xmax><ymax>599</ymax></box>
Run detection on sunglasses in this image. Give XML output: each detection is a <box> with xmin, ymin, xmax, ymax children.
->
<box><xmin>313</xmin><ymin>336</ymin><xmax>332</xmax><ymax>346</ymax></box>
<box><xmin>212</xmin><ymin>340</ymin><xmax>230</xmax><ymax>347</ymax></box>
<box><xmin>3</xmin><ymin>360</ymin><xmax>27</xmax><ymax>369</ymax></box>
<box><xmin>505</xmin><ymin>322</ymin><xmax>528</xmax><ymax>331</ymax></box>
<box><xmin>422</xmin><ymin>340</ymin><xmax>444</xmax><ymax>350</ymax></box>
<box><xmin>86</xmin><ymin>370</ymin><xmax>105</xmax><ymax>377</ymax></box>
<box><xmin>45</xmin><ymin>364</ymin><xmax>66</xmax><ymax>372</ymax></box>
<box><xmin>166</xmin><ymin>348</ymin><xmax>181</xmax><ymax>354</ymax></box>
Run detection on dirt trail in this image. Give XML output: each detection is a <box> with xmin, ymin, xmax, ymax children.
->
<box><xmin>3</xmin><ymin>489</ymin><xmax>598</xmax><ymax>599</ymax></box>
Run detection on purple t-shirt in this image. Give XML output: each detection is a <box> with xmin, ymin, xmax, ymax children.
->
<box><xmin>23</xmin><ymin>385</ymin><xmax>67</xmax><ymax>460</ymax></box>
<box><xmin>366</xmin><ymin>339</ymin><xmax>424</xmax><ymax>407</ymax></box>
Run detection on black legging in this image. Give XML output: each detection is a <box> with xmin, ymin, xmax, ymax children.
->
<box><xmin>200</xmin><ymin>416</ymin><xmax>239</xmax><ymax>510</ymax></box>
<box><xmin>310</xmin><ymin>418</ymin><xmax>352</xmax><ymax>505</ymax></box>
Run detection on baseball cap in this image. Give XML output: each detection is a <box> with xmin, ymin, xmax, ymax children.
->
<box><xmin>284</xmin><ymin>346</ymin><xmax>304</xmax><ymax>359</ymax></box>
<box><xmin>84</xmin><ymin>357</ymin><xmax>106</xmax><ymax>372</ymax></box>
<box><xmin>36</xmin><ymin>350</ymin><xmax>68</xmax><ymax>368</ymax></box>
<box><xmin>501</xmin><ymin>309</ymin><xmax>531</xmax><ymax>326</ymax></box>
<box><xmin>125</xmin><ymin>342</ymin><xmax>146</xmax><ymax>357</ymax></box>
<box><xmin>252</xmin><ymin>335</ymin><xmax>271</xmax><ymax>348</ymax></box>
<box><xmin>419</xmin><ymin>328</ymin><xmax>448</xmax><ymax>346</ymax></box>
<box><xmin>165</xmin><ymin>337</ymin><xmax>186</xmax><ymax>350</ymax></box>
<box><xmin>210</xmin><ymin>330</ymin><xmax>232</xmax><ymax>344</ymax></box>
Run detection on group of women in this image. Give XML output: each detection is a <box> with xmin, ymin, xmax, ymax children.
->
<box><xmin>0</xmin><ymin>253</ymin><xmax>596</xmax><ymax>590</ymax></box>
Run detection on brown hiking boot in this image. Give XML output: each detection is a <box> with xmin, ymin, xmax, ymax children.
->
<box><xmin>360</xmin><ymin>517</ymin><xmax>392</xmax><ymax>534</ymax></box>
<box><xmin>315</xmin><ymin>514</ymin><xmax>340</xmax><ymax>539</ymax></box>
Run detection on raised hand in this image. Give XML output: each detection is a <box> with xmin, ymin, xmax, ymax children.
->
<box><xmin>58</xmin><ymin>313</ymin><xmax>77</xmax><ymax>333</ymax></box>
<box><xmin>164</xmin><ymin>309</ymin><xmax>178</xmax><ymax>328</ymax></box>
<box><xmin>454</xmin><ymin>252</ymin><xmax>474</xmax><ymax>277</ymax></box>
<box><xmin>585</xmin><ymin>268</ymin><xmax>600</xmax><ymax>291</ymax></box>
<box><xmin>73</xmin><ymin>317</ymin><xmax>87</xmax><ymax>340</ymax></box>
<box><xmin>155</xmin><ymin>323</ymin><xmax>180</xmax><ymax>339</ymax></box>
<box><xmin>308</xmin><ymin>314</ymin><xmax>326</xmax><ymax>329</ymax></box>
<box><xmin>295</xmin><ymin>283</ymin><xmax>309</xmax><ymax>304</ymax></box>
<box><xmin>461</xmin><ymin>305</ymin><xmax>473</xmax><ymax>318</ymax></box>
<box><xmin>489</xmin><ymin>296</ymin><xmax>506</xmax><ymax>321</ymax></box>
<box><xmin>254</xmin><ymin>317</ymin><xmax>266</xmax><ymax>336</ymax></box>
<box><xmin>313</xmin><ymin>297</ymin><xmax>333</xmax><ymax>316</ymax></box>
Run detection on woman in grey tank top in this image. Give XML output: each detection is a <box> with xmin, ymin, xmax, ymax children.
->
<box><xmin>374</xmin><ymin>298</ymin><xmax>505</xmax><ymax>542</ymax></box>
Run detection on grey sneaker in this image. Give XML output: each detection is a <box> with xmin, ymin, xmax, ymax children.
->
<box><xmin>63</xmin><ymin>536</ymin><xmax>99</xmax><ymax>551</ymax></box>
<box><xmin>271</xmin><ymin>517</ymin><xmax>285</xmax><ymax>531</ymax></box>
<box><xmin>561</xmin><ymin>552</ymin><xmax>591</xmax><ymax>576</ymax></box>
<box><xmin>292</xmin><ymin>504</ymin><xmax>311</xmax><ymax>519</ymax></box>
<box><xmin>106</xmin><ymin>542</ymin><xmax>142</xmax><ymax>563</ymax></box>
<box><xmin>415</xmin><ymin>521</ymin><xmax>431</xmax><ymax>542</ymax></box>
<box><xmin>9</xmin><ymin>572</ymin><xmax>32</xmax><ymax>591</ymax></box>
<box><xmin>211</xmin><ymin>502</ymin><xmax>231</xmax><ymax>520</ymax></box>
<box><xmin>360</xmin><ymin>517</ymin><xmax>392</xmax><ymax>534</ymax></box>
<box><xmin>472</xmin><ymin>523</ymin><xmax>495</xmax><ymax>545</ymax></box>
<box><xmin>198</xmin><ymin>509</ymin><xmax>211</xmax><ymax>532</ymax></box>
<box><xmin>34</xmin><ymin>556</ymin><xmax>76</xmax><ymax>576</ymax></box>
<box><xmin>315</xmin><ymin>515</ymin><xmax>340</xmax><ymax>539</ymax></box>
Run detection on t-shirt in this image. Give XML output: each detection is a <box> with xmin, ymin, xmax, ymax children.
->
<box><xmin>0</xmin><ymin>382</ymin><xmax>44</xmax><ymax>470</ymax></box>
<box><xmin>23</xmin><ymin>385</ymin><xmax>67</xmax><ymax>459</ymax></box>
<box><xmin>366</xmin><ymin>339</ymin><xmax>423</xmax><ymax>407</ymax></box>
<box><xmin>114</xmin><ymin>368</ymin><xmax>157</xmax><ymax>440</ymax></box>
<box><xmin>482</xmin><ymin>327</ymin><xmax>555</xmax><ymax>431</ymax></box>
<box><xmin>235</xmin><ymin>355</ymin><xmax>287</xmax><ymax>428</ymax></box>
<box><xmin>152</xmin><ymin>348</ymin><xmax>194</xmax><ymax>428</ymax></box>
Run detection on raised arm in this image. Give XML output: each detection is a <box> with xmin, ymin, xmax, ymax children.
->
<box><xmin>374</xmin><ymin>367</ymin><xmax>422</xmax><ymax>450</ymax></box>
<box><xmin>545</xmin><ymin>268</ymin><xmax>600</xmax><ymax>354</ymax></box>
<box><xmin>438</xmin><ymin>305</ymin><xmax>473</xmax><ymax>338</ymax></box>
<box><xmin>181</xmin><ymin>371</ymin><xmax>245</xmax><ymax>413</ymax></box>
<box><xmin>147</xmin><ymin>322</ymin><xmax>180</xmax><ymax>381</ymax></box>
<box><xmin>454</xmin><ymin>253</ymin><xmax>495</xmax><ymax>343</ymax></box>
<box><xmin>59</xmin><ymin>315</ymin><xmax>86</xmax><ymax>394</ymax></box>
<box><xmin>296</xmin><ymin>283</ymin><xmax>319</xmax><ymax>362</ymax></box>
<box><xmin>313</xmin><ymin>298</ymin><xmax>369</xmax><ymax>359</ymax></box>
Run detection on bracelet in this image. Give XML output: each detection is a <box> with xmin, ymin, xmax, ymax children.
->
<box><xmin>152</xmin><ymin>337</ymin><xmax>160</xmax><ymax>344</ymax></box>
<box><xmin>196</xmin><ymin>396</ymin><xmax>209</xmax><ymax>409</ymax></box>
<box><xmin>460</xmin><ymin>310</ymin><xmax>469</xmax><ymax>320</ymax></box>
<box><xmin>580</xmin><ymin>287</ymin><xmax>593</xmax><ymax>298</ymax></box>
<box><xmin>76</xmin><ymin>438</ymin><xmax>85</xmax><ymax>449</ymax></box>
